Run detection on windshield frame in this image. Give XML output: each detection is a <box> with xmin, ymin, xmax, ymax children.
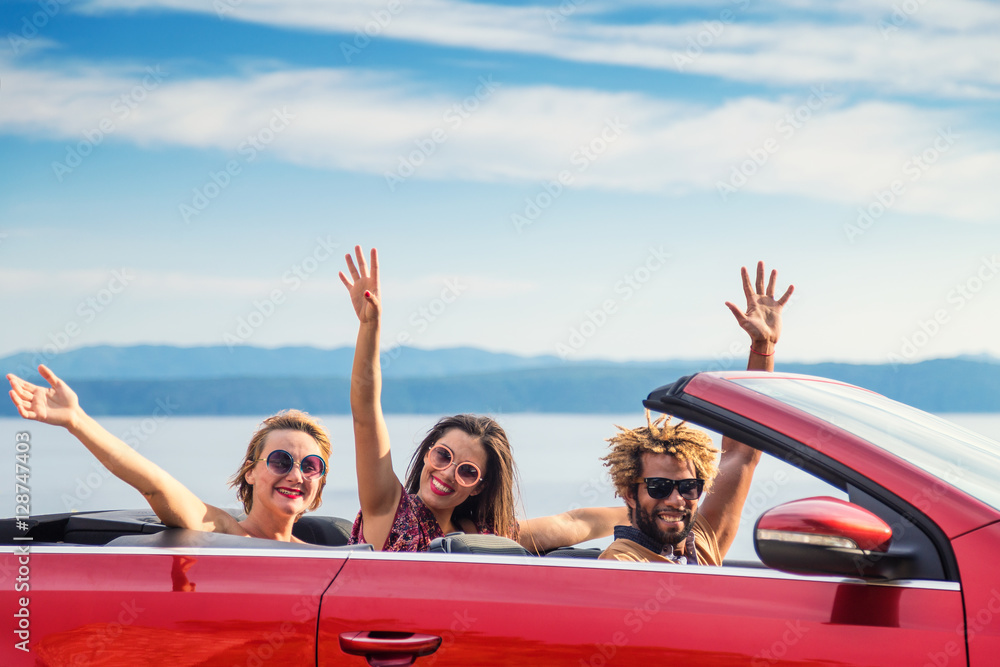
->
<box><xmin>726</xmin><ymin>375</ymin><xmax>1000</xmax><ymax>512</ymax></box>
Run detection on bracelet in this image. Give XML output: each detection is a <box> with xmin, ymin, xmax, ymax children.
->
<box><xmin>750</xmin><ymin>346</ymin><xmax>774</xmax><ymax>357</ymax></box>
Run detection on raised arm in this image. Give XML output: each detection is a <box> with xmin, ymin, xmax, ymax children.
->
<box><xmin>701</xmin><ymin>261</ymin><xmax>793</xmax><ymax>558</ymax></box>
<box><xmin>7</xmin><ymin>365</ymin><xmax>238</xmax><ymax>534</ymax></box>
<box><xmin>517</xmin><ymin>506</ymin><xmax>628</xmax><ymax>554</ymax></box>
<box><xmin>339</xmin><ymin>246</ymin><xmax>402</xmax><ymax>544</ymax></box>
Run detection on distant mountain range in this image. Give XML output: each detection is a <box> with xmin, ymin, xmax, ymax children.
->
<box><xmin>2</xmin><ymin>345</ymin><xmax>999</xmax><ymax>416</ymax></box>
<box><xmin>0</xmin><ymin>344</ymin><xmax>567</xmax><ymax>380</ymax></box>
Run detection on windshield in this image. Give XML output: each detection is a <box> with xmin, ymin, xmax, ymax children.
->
<box><xmin>732</xmin><ymin>376</ymin><xmax>1000</xmax><ymax>511</ymax></box>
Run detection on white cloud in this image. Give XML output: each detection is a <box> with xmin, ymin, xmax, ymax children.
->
<box><xmin>0</xmin><ymin>263</ymin><xmax>348</xmax><ymax>301</ymax></box>
<box><xmin>0</xmin><ymin>269</ymin><xmax>132</xmax><ymax>295</ymax></box>
<box><xmin>1</xmin><ymin>56</ymin><xmax>997</xmax><ymax>222</ymax></box>
<box><xmin>69</xmin><ymin>0</ymin><xmax>1000</xmax><ymax>99</ymax></box>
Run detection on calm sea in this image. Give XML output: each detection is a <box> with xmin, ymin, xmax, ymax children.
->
<box><xmin>3</xmin><ymin>413</ymin><xmax>999</xmax><ymax>561</ymax></box>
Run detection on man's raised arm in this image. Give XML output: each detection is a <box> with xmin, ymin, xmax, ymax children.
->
<box><xmin>699</xmin><ymin>261</ymin><xmax>793</xmax><ymax>558</ymax></box>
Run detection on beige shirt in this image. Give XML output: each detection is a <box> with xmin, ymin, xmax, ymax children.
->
<box><xmin>598</xmin><ymin>514</ymin><xmax>722</xmax><ymax>566</ymax></box>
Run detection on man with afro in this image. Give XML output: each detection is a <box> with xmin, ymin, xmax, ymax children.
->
<box><xmin>599</xmin><ymin>261</ymin><xmax>792</xmax><ymax>565</ymax></box>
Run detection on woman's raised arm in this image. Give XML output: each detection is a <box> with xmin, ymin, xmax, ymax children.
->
<box><xmin>7</xmin><ymin>365</ymin><xmax>238</xmax><ymax>534</ymax></box>
<box><xmin>340</xmin><ymin>246</ymin><xmax>402</xmax><ymax>544</ymax></box>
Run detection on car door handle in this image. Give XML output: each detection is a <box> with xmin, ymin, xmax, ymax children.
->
<box><xmin>339</xmin><ymin>631</ymin><xmax>442</xmax><ymax>667</ymax></box>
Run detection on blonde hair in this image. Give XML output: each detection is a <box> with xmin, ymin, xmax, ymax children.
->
<box><xmin>602</xmin><ymin>411</ymin><xmax>719</xmax><ymax>505</ymax></box>
<box><xmin>228</xmin><ymin>410</ymin><xmax>332</xmax><ymax>517</ymax></box>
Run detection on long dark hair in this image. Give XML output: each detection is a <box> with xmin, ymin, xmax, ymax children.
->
<box><xmin>404</xmin><ymin>414</ymin><xmax>519</xmax><ymax>539</ymax></box>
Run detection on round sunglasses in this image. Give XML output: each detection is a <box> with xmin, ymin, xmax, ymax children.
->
<box><xmin>642</xmin><ymin>477</ymin><xmax>704</xmax><ymax>500</ymax></box>
<box><xmin>255</xmin><ymin>449</ymin><xmax>326</xmax><ymax>480</ymax></box>
<box><xmin>427</xmin><ymin>444</ymin><xmax>482</xmax><ymax>487</ymax></box>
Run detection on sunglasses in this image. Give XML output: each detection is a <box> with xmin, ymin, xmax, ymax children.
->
<box><xmin>255</xmin><ymin>449</ymin><xmax>326</xmax><ymax>480</ymax></box>
<box><xmin>642</xmin><ymin>477</ymin><xmax>704</xmax><ymax>500</ymax></box>
<box><xmin>427</xmin><ymin>444</ymin><xmax>482</xmax><ymax>487</ymax></box>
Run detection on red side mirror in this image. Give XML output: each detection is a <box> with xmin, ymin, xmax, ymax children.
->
<box><xmin>755</xmin><ymin>497</ymin><xmax>894</xmax><ymax>578</ymax></box>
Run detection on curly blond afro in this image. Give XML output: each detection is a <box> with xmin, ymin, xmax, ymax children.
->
<box><xmin>602</xmin><ymin>411</ymin><xmax>720</xmax><ymax>503</ymax></box>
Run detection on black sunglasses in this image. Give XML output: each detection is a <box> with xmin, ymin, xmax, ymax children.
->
<box><xmin>641</xmin><ymin>477</ymin><xmax>704</xmax><ymax>500</ymax></box>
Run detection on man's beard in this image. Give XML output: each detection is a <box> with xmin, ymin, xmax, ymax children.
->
<box><xmin>635</xmin><ymin>503</ymin><xmax>694</xmax><ymax>547</ymax></box>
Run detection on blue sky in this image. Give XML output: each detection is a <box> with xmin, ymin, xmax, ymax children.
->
<box><xmin>1</xmin><ymin>0</ymin><xmax>998</xmax><ymax>365</ymax></box>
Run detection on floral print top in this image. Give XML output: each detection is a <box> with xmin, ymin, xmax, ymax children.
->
<box><xmin>349</xmin><ymin>486</ymin><xmax>499</xmax><ymax>552</ymax></box>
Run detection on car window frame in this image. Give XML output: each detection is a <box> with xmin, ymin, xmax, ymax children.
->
<box><xmin>643</xmin><ymin>374</ymin><xmax>960</xmax><ymax>582</ymax></box>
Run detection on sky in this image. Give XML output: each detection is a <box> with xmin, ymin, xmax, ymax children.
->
<box><xmin>1</xmin><ymin>0</ymin><xmax>998</xmax><ymax>366</ymax></box>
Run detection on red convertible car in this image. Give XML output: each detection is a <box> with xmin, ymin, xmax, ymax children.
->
<box><xmin>3</xmin><ymin>371</ymin><xmax>1000</xmax><ymax>666</ymax></box>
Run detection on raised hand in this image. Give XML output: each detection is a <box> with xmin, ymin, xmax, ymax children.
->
<box><xmin>339</xmin><ymin>245</ymin><xmax>381</xmax><ymax>324</ymax></box>
<box><xmin>724</xmin><ymin>261</ymin><xmax>794</xmax><ymax>347</ymax></box>
<box><xmin>7</xmin><ymin>365</ymin><xmax>82</xmax><ymax>429</ymax></box>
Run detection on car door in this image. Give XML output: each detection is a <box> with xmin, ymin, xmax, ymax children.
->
<box><xmin>7</xmin><ymin>543</ymin><xmax>350</xmax><ymax>667</ymax></box>
<box><xmin>318</xmin><ymin>550</ymin><xmax>963</xmax><ymax>666</ymax></box>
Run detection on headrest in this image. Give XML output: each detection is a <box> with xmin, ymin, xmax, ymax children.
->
<box><xmin>428</xmin><ymin>533</ymin><xmax>531</xmax><ymax>556</ymax></box>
